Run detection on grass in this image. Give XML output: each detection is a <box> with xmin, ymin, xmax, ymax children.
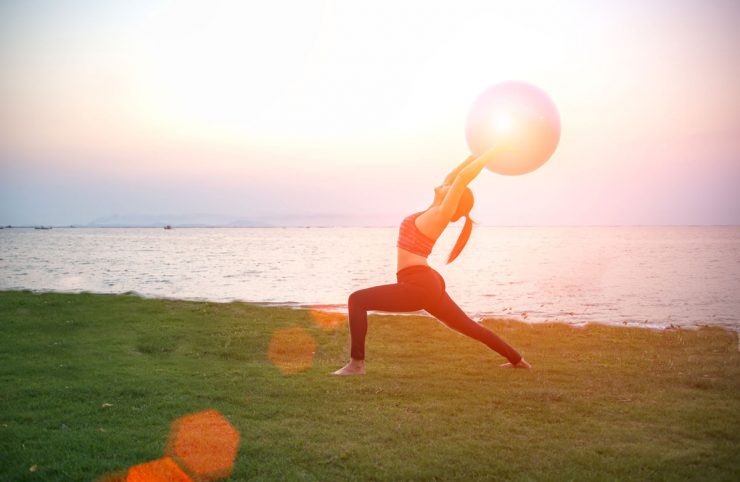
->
<box><xmin>0</xmin><ymin>290</ymin><xmax>739</xmax><ymax>481</ymax></box>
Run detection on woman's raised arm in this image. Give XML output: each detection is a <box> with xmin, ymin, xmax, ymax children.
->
<box><xmin>457</xmin><ymin>144</ymin><xmax>508</xmax><ymax>182</ymax></box>
<box><xmin>442</xmin><ymin>155</ymin><xmax>477</xmax><ymax>185</ymax></box>
<box><xmin>438</xmin><ymin>145</ymin><xmax>508</xmax><ymax>218</ymax></box>
<box><xmin>444</xmin><ymin>144</ymin><xmax>509</xmax><ymax>185</ymax></box>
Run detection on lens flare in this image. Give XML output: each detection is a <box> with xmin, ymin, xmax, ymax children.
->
<box><xmin>308</xmin><ymin>308</ymin><xmax>346</xmax><ymax>331</ymax></box>
<box><xmin>267</xmin><ymin>325</ymin><xmax>317</xmax><ymax>374</ymax></box>
<box><xmin>165</xmin><ymin>409</ymin><xmax>240</xmax><ymax>482</ymax></box>
<box><xmin>466</xmin><ymin>81</ymin><xmax>561</xmax><ymax>176</ymax></box>
<box><xmin>126</xmin><ymin>457</ymin><xmax>192</xmax><ymax>482</ymax></box>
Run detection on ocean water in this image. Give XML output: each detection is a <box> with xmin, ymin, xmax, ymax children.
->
<box><xmin>1</xmin><ymin>226</ymin><xmax>738</xmax><ymax>331</ymax></box>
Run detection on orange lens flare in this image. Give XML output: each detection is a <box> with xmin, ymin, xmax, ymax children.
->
<box><xmin>126</xmin><ymin>457</ymin><xmax>192</xmax><ymax>482</ymax></box>
<box><xmin>97</xmin><ymin>409</ymin><xmax>240</xmax><ymax>482</ymax></box>
<box><xmin>308</xmin><ymin>308</ymin><xmax>346</xmax><ymax>331</ymax></box>
<box><xmin>165</xmin><ymin>409</ymin><xmax>240</xmax><ymax>482</ymax></box>
<box><xmin>267</xmin><ymin>325</ymin><xmax>317</xmax><ymax>374</ymax></box>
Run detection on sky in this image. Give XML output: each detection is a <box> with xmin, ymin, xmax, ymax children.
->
<box><xmin>1</xmin><ymin>0</ymin><xmax>739</xmax><ymax>226</ymax></box>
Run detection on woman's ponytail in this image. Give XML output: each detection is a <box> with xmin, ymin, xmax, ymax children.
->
<box><xmin>446</xmin><ymin>214</ymin><xmax>475</xmax><ymax>264</ymax></box>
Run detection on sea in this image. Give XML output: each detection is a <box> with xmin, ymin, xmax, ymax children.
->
<box><xmin>1</xmin><ymin>226</ymin><xmax>738</xmax><ymax>332</ymax></box>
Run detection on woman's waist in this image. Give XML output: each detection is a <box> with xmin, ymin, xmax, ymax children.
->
<box><xmin>397</xmin><ymin>264</ymin><xmax>433</xmax><ymax>274</ymax></box>
<box><xmin>397</xmin><ymin>248</ymin><xmax>429</xmax><ymax>272</ymax></box>
<box><xmin>396</xmin><ymin>262</ymin><xmax>438</xmax><ymax>277</ymax></box>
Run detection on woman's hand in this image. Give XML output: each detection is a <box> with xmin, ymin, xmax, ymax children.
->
<box><xmin>442</xmin><ymin>142</ymin><xmax>513</xmax><ymax>186</ymax></box>
<box><xmin>459</xmin><ymin>146</ymin><xmax>501</xmax><ymax>182</ymax></box>
<box><xmin>459</xmin><ymin>144</ymin><xmax>510</xmax><ymax>181</ymax></box>
<box><xmin>443</xmin><ymin>154</ymin><xmax>478</xmax><ymax>186</ymax></box>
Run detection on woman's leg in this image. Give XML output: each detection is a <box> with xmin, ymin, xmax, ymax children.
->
<box><xmin>425</xmin><ymin>291</ymin><xmax>523</xmax><ymax>364</ymax></box>
<box><xmin>347</xmin><ymin>282</ymin><xmax>428</xmax><ymax>360</ymax></box>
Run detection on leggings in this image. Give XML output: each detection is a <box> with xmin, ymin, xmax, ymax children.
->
<box><xmin>347</xmin><ymin>264</ymin><xmax>522</xmax><ymax>364</ymax></box>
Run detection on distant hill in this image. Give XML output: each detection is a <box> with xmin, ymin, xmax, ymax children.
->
<box><xmin>84</xmin><ymin>212</ymin><xmax>396</xmax><ymax>228</ymax></box>
<box><xmin>85</xmin><ymin>213</ymin><xmax>274</xmax><ymax>228</ymax></box>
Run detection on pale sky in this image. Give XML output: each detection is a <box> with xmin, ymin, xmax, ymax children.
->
<box><xmin>1</xmin><ymin>0</ymin><xmax>739</xmax><ymax>226</ymax></box>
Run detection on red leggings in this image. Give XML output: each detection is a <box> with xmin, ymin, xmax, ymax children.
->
<box><xmin>347</xmin><ymin>264</ymin><xmax>522</xmax><ymax>363</ymax></box>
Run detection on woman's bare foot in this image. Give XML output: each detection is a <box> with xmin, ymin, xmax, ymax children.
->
<box><xmin>500</xmin><ymin>358</ymin><xmax>531</xmax><ymax>369</ymax></box>
<box><xmin>332</xmin><ymin>359</ymin><xmax>366</xmax><ymax>376</ymax></box>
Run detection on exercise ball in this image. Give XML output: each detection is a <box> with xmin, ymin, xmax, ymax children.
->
<box><xmin>466</xmin><ymin>81</ymin><xmax>560</xmax><ymax>175</ymax></box>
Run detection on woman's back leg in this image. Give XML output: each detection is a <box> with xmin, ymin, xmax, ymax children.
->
<box><xmin>425</xmin><ymin>291</ymin><xmax>522</xmax><ymax>364</ymax></box>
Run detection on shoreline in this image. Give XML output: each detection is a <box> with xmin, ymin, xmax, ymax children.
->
<box><xmin>4</xmin><ymin>226</ymin><xmax>737</xmax><ymax>337</ymax></box>
<box><xmin>3</xmin><ymin>287</ymin><xmax>739</xmax><ymax>338</ymax></box>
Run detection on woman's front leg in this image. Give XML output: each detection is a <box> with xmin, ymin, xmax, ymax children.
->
<box><xmin>332</xmin><ymin>282</ymin><xmax>426</xmax><ymax>375</ymax></box>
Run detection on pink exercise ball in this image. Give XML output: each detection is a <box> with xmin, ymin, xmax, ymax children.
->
<box><xmin>465</xmin><ymin>81</ymin><xmax>561</xmax><ymax>175</ymax></box>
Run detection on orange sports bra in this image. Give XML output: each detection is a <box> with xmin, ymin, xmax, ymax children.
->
<box><xmin>396</xmin><ymin>211</ymin><xmax>436</xmax><ymax>257</ymax></box>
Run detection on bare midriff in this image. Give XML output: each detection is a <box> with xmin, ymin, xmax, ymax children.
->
<box><xmin>396</xmin><ymin>247</ymin><xmax>430</xmax><ymax>273</ymax></box>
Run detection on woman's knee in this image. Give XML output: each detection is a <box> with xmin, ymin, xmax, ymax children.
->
<box><xmin>348</xmin><ymin>290</ymin><xmax>364</xmax><ymax>310</ymax></box>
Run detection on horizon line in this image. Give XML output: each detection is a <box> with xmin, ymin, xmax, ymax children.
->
<box><xmin>3</xmin><ymin>223</ymin><xmax>739</xmax><ymax>229</ymax></box>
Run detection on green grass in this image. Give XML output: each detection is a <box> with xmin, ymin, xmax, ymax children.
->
<box><xmin>1</xmin><ymin>290</ymin><xmax>739</xmax><ymax>481</ymax></box>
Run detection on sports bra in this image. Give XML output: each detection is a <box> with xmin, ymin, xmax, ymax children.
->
<box><xmin>396</xmin><ymin>211</ymin><xmax>437</xmax><ymax>257</ymax></box>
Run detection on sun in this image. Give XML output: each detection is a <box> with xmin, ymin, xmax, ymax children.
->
<box><xmin>492</xmin><ymin>114</ymin><xmax>514</xmax><ymax>135</ymax></box>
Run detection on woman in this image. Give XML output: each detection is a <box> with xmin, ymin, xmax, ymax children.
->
<box><xmin>333</xmin><ymin>146</ymin><xmax>531</xmax><ymax>375</ymax></box>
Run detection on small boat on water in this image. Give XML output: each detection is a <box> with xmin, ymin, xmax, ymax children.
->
<box><xmin>34</xmin><ymin>226</ymin><xmax>52</xmax><ymax>230</ymax></box>
<box><xmin>164</xmin><ymin>225</ymin><xmax>173</xmax><ymax>230</ymax></box>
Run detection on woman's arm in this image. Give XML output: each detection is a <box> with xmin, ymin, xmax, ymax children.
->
<box><xmin>442</xmin><ymin>155</ymin><xmax>477</xmax><ymax>185</ymax></box>
<box><xmin>443</xmin><ymin>144</ymin><xmax>509</xmax><ymax>185</ymax></box>
<box><xmin>438</xmin><ymin>145</ymin><xmax>508</xmax><ymax>218</ymax></box>
<box><xmin>457</xmin><ymin>145</ymin><xmax>507</xmax><ymax>182</ymax></box>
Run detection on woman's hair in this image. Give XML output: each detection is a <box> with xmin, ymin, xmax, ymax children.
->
<box><xmin>446</xmin><ymin>187</ymin><xmax>475</xmax><ymax>264</ymax></box>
